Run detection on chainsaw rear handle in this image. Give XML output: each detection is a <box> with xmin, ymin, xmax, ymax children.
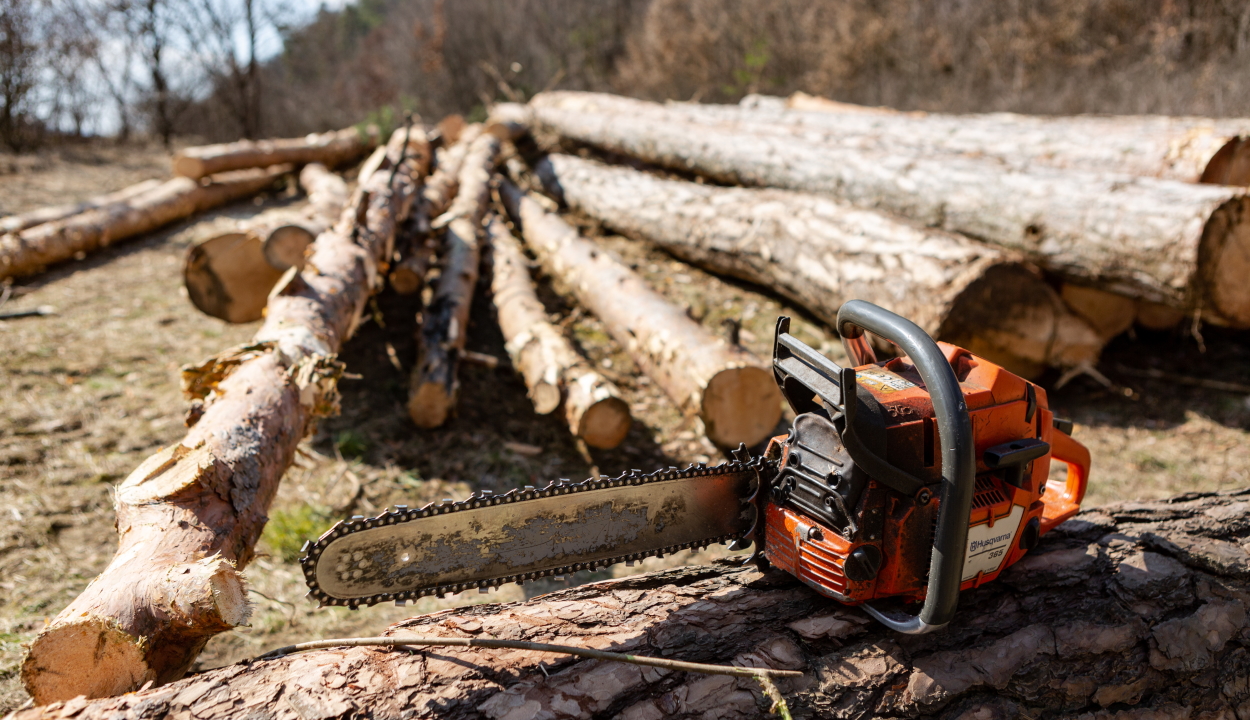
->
<box><xmin>836</xmin><ymin>300</ymin><xmax>975</xmax><ymax>634</ymax></box>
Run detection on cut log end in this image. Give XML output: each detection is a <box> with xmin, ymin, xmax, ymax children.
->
<box><xmin>171</xmin><ymin>156</ymin><xmax>206</xmax><ymax>180</ymax></box>
<box><xmin>1199</xmin><ymin>136</ymin><xmax>1250</xmax><ymax>185</ymax></box>
<box><xmin>1206</xmin><ymin>199</ymin><xmax>1250</xmax><ymax>327</ymax></box>
<box><xmin>576</xmin><ymin>396</ymin><xmax>632</xmax><ymax>449</ymax></box>
<box><xmin>262</xmin><ymin>225</ymin><xmax>314</xmax><ymax>271</ymax></box>
<box><xmin>408</xmin><ymin>382</ymin><xmax>453</xmax><ymax>429</ymax></box>
<box><xmin>700</xmin><ymin>366</ymin><xmax>783</xmax><ymax>449</ymax></box>
<box><xmin>529</xmin><ymin>382</ymin><xmax>562</xmax><ymax>415</ymax></box>
<box><xmin>1137</xmin><ymin>300</ymin><xmax>1186</xmax><ymax>330</ymax></box>
<box><xmin>163</xmin><ymin>557</ymin><xmax>251</xmax><ymax>631</ymax></box>
<box><xmin>184</xmin><ymin>232</ymin><xmax>285</xmax><ymax>324</ymax></box>
<box><xmin>1061</xmin><ymin>284</ymin><xmax>1137</xmax><ymax>341</ymax></box>
<box><xmin>22</xmin><ymin>616</ymin><xmax>153</xmax><ymax>705</ymax></box>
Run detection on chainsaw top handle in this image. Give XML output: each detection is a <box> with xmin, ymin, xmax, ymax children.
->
<box><xmin>836</xmin><ymin>300</ymin><xmax>975</xmax><ymax>634</ymax></box>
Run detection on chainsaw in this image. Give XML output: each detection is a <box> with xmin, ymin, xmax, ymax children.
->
<box><xmin>301</xmin><ymin>300</ymin><xmax>1090</xmax><ymax>633</ymax></box>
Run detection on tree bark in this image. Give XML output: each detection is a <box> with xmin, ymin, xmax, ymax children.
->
<box><xmin>407</xmin><ymin>133</ymin><xmax>501</xmax><ymax>428</ymax></box>
<box><xmin>497</xmin><ymin>179</ymin><xmax>782</xmax><ymax>449</ymax></box>
<box><xmin>0</xmin><ymin>166</ymin><xmax>291</xmax><ymax>281</ymax></box>
<box><xmin>538</xmin><ymin>154</ymin><xmax>1104</xmax><ymax>379</ymax></box>
<box><xmin>16</xmin><ymin>489</ymin><xmax>1250</xmax><ymax>719</ymax></box>
<box><xmin>534</xmin><ymin>91</ymin><xmax>1250</xmax><ymax>185</ymax></box>
<box><xmin>172</xmin><ymin>126</ymin><xmax>376</xmax><ymax>180</ymax></box>
<box><xmin>19</xmin><ymin>127</ymin><xmax>430</xmax><ymax>706</ymax></box>
<box><xmin>0</xmin><ymin>178</ymin><xmax>163</xmax><ymax>234</ymax></box>
<box><xmin>528</xmin><ymin>92</ymin><xmax>1250</xmax><ymax>328</ymax></box>
<box><xmin>485</xmin><ymin>213</ymin><xmax>631</xmax><ymax>448</ymax></box>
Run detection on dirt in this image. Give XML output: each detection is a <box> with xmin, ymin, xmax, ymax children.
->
<box><xmin>1</xmin><ymin>145</ymin><xmax>1248</xmax><ymax>713</ymax></box>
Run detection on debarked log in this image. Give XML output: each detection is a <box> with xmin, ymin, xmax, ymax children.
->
<box><xmin>14</xmin><ymin>488</ymin><xmax>1250</xmax><ymax>719</ymax></box>
<box><xmin>19</xmin><ymin>126</ymin><xmax>430</xmax><ymax>706</ymax></box>
<box><xmin>0</xmin><ymin>166</ymin><xmax>290</xmax><ymax>281</ymax></box>
<box><xmin>0</xmin><ymin>178</ymin><xmax>163</xmax><ymax>234</ymax></box>
<box><xmin>539</xmin><ymin>153</ymin><xmax>1103</xmax><ymax>379</ymax></box>
<box><xmin>485</xmin><ymin>212</ymin><xmax>631</xmax><ymax>448</ymax></box>
<box><xmin>497</xmin><ymin>179</ymin><xmax>782</xmax><ymax>449</ymax></box>
<box><xmin>172</xmin><ymin>126</ymin><xmax>376</xmax><ymax>180</ymax></box>
<box><xmin>529</xmin><ymin>92</ymin><xmax>1250</xmax><ymax>328</ymax></box>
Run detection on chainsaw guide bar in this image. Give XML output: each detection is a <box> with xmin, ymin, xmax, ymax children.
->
<box><xmin>301</xmin><ymin>458</ymin><xmax>771</xmax><ymax>608</ymax></box>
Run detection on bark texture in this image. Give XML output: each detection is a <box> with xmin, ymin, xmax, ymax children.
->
<box><xmin>20</xmin><ymin>127</ymin><xmax>430</xmax><ymax>705</ymax></box>
<box><xmin>16</xmin><ymin>489</ymin><xmax>1250</xmax><ymax>719</ymax></box>
<box><xmin>407</xmin><ymin>132</ymin><xmax>501</xmax><ymax>428</ymax></box>
<box><xmin>535</xmin><ymin>91</ymin><xmax>1250</xmax><ymax>184</ymax></box>
<box><xmin>486</xmin><ymin>213</ymin><xmax>631</xmax><ymax>448</ymax></box>
<box><xmin>172</xmin><ymin>127</ymin><xmax>375</xmax><ymax>180</ymax></box>
<box><xmin>540</xmin><ymin>153</ymin><xmax>1104</xmax><ymax>379</ymax></box>
<box><xmin>498</xmin><ymin>179</ymin><xmax>782</xmax><ymax>449</ymax></box>
<box><xmin>0</xmin><ymin>166</ymin><xmax>290</xmax><ymax>281</ymax></box>
<box><xmin>0</xmin><ymin>178</ymin><xmax>163</xmax><ymax>234</ymax></box>
<box><xmin>529</xmin><ymin>92</ymin><xmax>1250</xmax><ymax>327</ymax></box>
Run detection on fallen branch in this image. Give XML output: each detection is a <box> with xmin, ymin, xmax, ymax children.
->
<box><xmin>172</xmin><ymin>126</ymin><xmax>376</xmax><ymax>180</ymax></box>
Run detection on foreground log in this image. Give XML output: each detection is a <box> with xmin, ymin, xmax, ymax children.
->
<box><xmin>0</xmin><ymin>166</ymin><xmax>290</xmax><ymax>281</ymax></box>
<box><xmin>486</xmin><ymin>213</ymin><xmax>631</xmax><ymax>448</ymax></box>
<box><xmin>407</xmin><ymin>132</ymin><xmax>501</xmax><ymax>428</ymax></box>
<box><xmin>529</xmin><ymin>92</ymin><xmax>1250</xmax><ymax>328</ymax></box>
<box><xmin>498</xmin><ymin>179</ymin><xmax>781</xmax><ymax>449</ymax></box>
<box><xmin>17</xmin><ymin>488</ymin><xmax>1250</xmax><ymax>718</ymax></box>
<box><xmin>540</xmin><ymin>154</ymin><xmax>1104</xmax><ymax>378</ymax></box>
<box><xmin>172</xmin><ymin>126</ymin><xmax>375</xmax><ymax>180</ymax></box>
<box><xmin>535</xmin><ymin>90</ymin><xmax>1250</xmax><ymax>185</ymax></box>
<box><xmin>0</xmin><ymin>178</ymin><xmax>163</xmax><ymax>234</ymax></box>
<box><xmin>19</xmin><ymin>127</ymin><xmax>430</xmax><ymax>705</ymax></box>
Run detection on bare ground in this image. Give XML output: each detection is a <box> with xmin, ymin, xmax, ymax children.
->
<box><xmin>0</xmin><ymin>146</ymin><xmax>1247</xmax><ymax>713</ymax></box>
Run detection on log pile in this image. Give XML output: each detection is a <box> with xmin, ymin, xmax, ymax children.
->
<box><xmin>171</xmin><ymin>126</ymin><xmax>377</xmax><ymax>180</ymax></box>
<box><xmin>14</xmin><ymin>489</ymin><xmax>1250</xmax><ymax>719</ymax></box>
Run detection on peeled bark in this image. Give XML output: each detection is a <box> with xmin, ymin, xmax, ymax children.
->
<box><xmin>0</xmin><ymin>178</ymin><xmax>163</xmax><ymax>234</ymax></box>
<box><xmin>529</xmin><ymin>92</ymin><xmax>1250</xmax><ymax>328</ymax></box>
<box><xmin>486</xmin><ymin>213</ymin><xmax>631</xmax><ymax>448</ymax></box>
<box><xmin>498</xmin><ymin>179</ymin><xmax>782</xmax><ymax>449</ymax></box>
<box><xmin>20</xmin><ymin>127</ymin><xmax>430</xmax><ymax>706</ymax></box>
<box><xmin>172</xmin><ymin>126</ymin><xmax>376</xmax><ymax>180</ymax></box>
<box><xmin>17</xmin><ymin>489</ymin><xmax>1250</xmax><ymax>719</ymax></box>
<box><xmin>540</xmin><ymin>154</ymin><xmax>1103</xmax><ymax>379</ymax></box>
<box><xmin>407</xmin><ymin>133</ymin><xmax>501</xmax><ymax>428</ymax></box>
<box><xmin>0</xmin><ymin>166</ymin><xmax>290</xmax><ymax>281</ymax></box>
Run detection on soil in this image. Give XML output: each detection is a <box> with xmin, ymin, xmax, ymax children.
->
<box><xmin>1</xmin><ymin>143</ymin><xmax>1247</xmax><ymax>713</ymax></box>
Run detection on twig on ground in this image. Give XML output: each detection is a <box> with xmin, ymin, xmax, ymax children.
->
<box><xmin>756</xmin><ymin>674</ymin><xmax>794</xmax><ymax>719</ymax></box>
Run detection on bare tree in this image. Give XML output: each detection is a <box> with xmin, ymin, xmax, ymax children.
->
<box><xmin>0</xmin><ymin>0</ymin><xmax>41</xmax><ymax>149</ymax></box>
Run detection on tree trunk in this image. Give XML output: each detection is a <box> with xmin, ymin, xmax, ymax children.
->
<box><xmin>528</xmin><ymin>92</ymin><xmax>1250</xmax><ymax>328</ymax></box>
<box><xmin>407</xmin><ymin>133</ymin><xmax>501</xmax><ymax>428</ymax></box>
<box><xmin>538</xmin><ymin>154</ymin><xmax>1104</xmax><ymax>379</ymax></box>
<box><xmin>0</xmin><ymin>178</ymin><xmax>164</xmax><ymax>234</ymax></box>
<box><xmin>497</xmin><ymin>179</ymin><xmax>782</xmax><ymax>449</ymax></box>
<box><xmin>0</xmin><ymin>166</ymin><xmax>291</xmax><ymax>281</ymax></box>
<box><xmin>19</xmin><ymin>127</ymin><xmax>431</xmax><ymax>706</ymax></box>
<box><xmin>485</xmin><ymin>213</ymin><xmax>631</xmax><ymax>449</ymax></box>
<box><xmin>184</xmin><ymin>166</ymin><xmax>352</xmax><ymax>324</ymax></box>
<box><xmin>17</xmin><ymin>489</ymin><xmax>1250</xmax><ymax>719</ymax></box>
<box><xmin>172</xmin><ymin>126</ymin><xmax>376</xmax><ymax>180</ymax></box>
<box><xmin>534</xmin><ymin>91</ymin><xmax>1250</xmax><ymax>185</ymax></box>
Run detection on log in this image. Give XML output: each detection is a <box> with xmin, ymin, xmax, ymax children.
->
<box><xmin>539</xmin><ymin>154</ymin><xmax>1104</xmax><ymax>379</ymax></box>
<box><xmin>172</xmin><ymin>126</ymin><xmax>376</xmax><ymax>180</ymax></box>
<box><xmin>407</xmin><ymin>132</ymin><xmax>501</xmax><ymax>428</ymax></box>
<box><xmin>1060</xmin><ymin>284</ymin><xmax>1139</xmax><ymax>342</ymax></box>
<box><xmin>0</xmin><ymin>166</ymin><xmax>290</xmax><ymax>281</ymax></box>
<box><xmin>185</xmin><ymin>165</ymin><xmax>352</xmax><ymax>323</ymax></box>
<box><xmin>498</xmin><ymin>179</ymin><xmax>782</xmax><ymax>449</ymax></box>
<box><xmin>529</xmin><ymin>92</ymin><xmax>1250</xmax><ymax>328</ymax></box>
<box><xmin>16</xmin><ymin>488</ymin><xmax>1250</xmax><ymax>719</ymax></box>
<box><xmin>19</xmin><ymin>126</ymin><xmax>430</xmax><ymax>705</ymax></box>
<box><xmin>537</xmin><ymin>90</ymin><xmax>1250</xmax><ymax>184</ymax></box>
<box><xmin>485</xmin><ymin>213</ymin><xmax>631</xmax><ymax>448</ymax></box>
<box><xmin>1137</xmin><ymin>301</ymin><xmax>1188</xmax><ymax>331</ymax></box>
<box><xmin>0</xmin><ymin>178</ymin><xmax>163</xmax><ymax>234</ymax></box>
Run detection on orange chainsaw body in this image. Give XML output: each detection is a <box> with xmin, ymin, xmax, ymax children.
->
<box><xmin>761</xmin><ymin>340</ymin><xmax>1090</xmax><ymax>607</ymax></box>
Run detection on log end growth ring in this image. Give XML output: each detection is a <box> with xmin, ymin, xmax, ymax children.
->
<box><xmin>700</xmin><ymin>366</ymin><xmax>783</xmax><ymax>449</ymax></box>
<box><xmin>184</xmin><ymin>232</ymin><xmax>285</xmax><ymax>324</ymax></box>
<box><xmin>576</xmin><ymin>396</ymin><xmax>632</xmax><ymax>449</ymax></box>
<box><xmin>21</xmin><ymin>616</ymin><xmax>154</xmax><ymax>705</ymax></box>
<box><xmin>1207</xmin><ymin>199</ymin><xmax>1250</xmax><ymax>328</ymax></box>
<box><xmin>408</xmin><ymin>382</ymin><xmax>453</xmax><ymax>429</ymax></box>
<box><xmin>262</xmin><ymin>225</ymin><xmax>315</xmax><ymax>271</ymax></box>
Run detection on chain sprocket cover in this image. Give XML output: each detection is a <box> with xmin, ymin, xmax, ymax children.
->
<box><xmin>302</xmin><ymin>460</ymin><xmax>766</xmax><ymax>608</ymax></box>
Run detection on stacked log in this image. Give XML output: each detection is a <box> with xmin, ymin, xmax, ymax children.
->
<box><xmin>0</xmin><ymin>179</ymin><xmax>163</xmax><ymax>234</ymax></box>
<box><xmin>529</xmin><ymin>92</ymin><xmax>1250</xmax><ymax>328</ymax></box>
<box><xmin>172</xmin><ymin>126</ymin><xmax>376</xmax><ymax>180</ymax></box>
<box><xmin>538</xmin><ymin>153</ymin><xmax>1103</xmax><ymax>378</ymax></box>
<box><xmin>19</xmin><ymin>126</ymin><xmax>430</xmax><ymax>705</ymax></box>
<box><xmin>407</xmin><ymin>132</ymin><xmax>501</xmax><ymax>428</ymax></box>
<box><xmin>498</xmin><ymin>179</ymin><xmax>782</xmax><ymax>449</ymax></box>
<box><xmin>15</xmin><ymin>489</ymin><xmax>1250</xmax><ymax>719</ymax></box>
<box><xmin>486</xmin><ymin>213</ymin><xmax>631</xmax><ymax>448</ymax></box>
<box><xmin>184</xmin><ymin>163</ymin><xmax>351</xmax><ymax>323</ymax></box>
<box><xmin>0</xmin><ymin>166</ymin><xmax>291</xmax><ymax>281</ymax></box>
